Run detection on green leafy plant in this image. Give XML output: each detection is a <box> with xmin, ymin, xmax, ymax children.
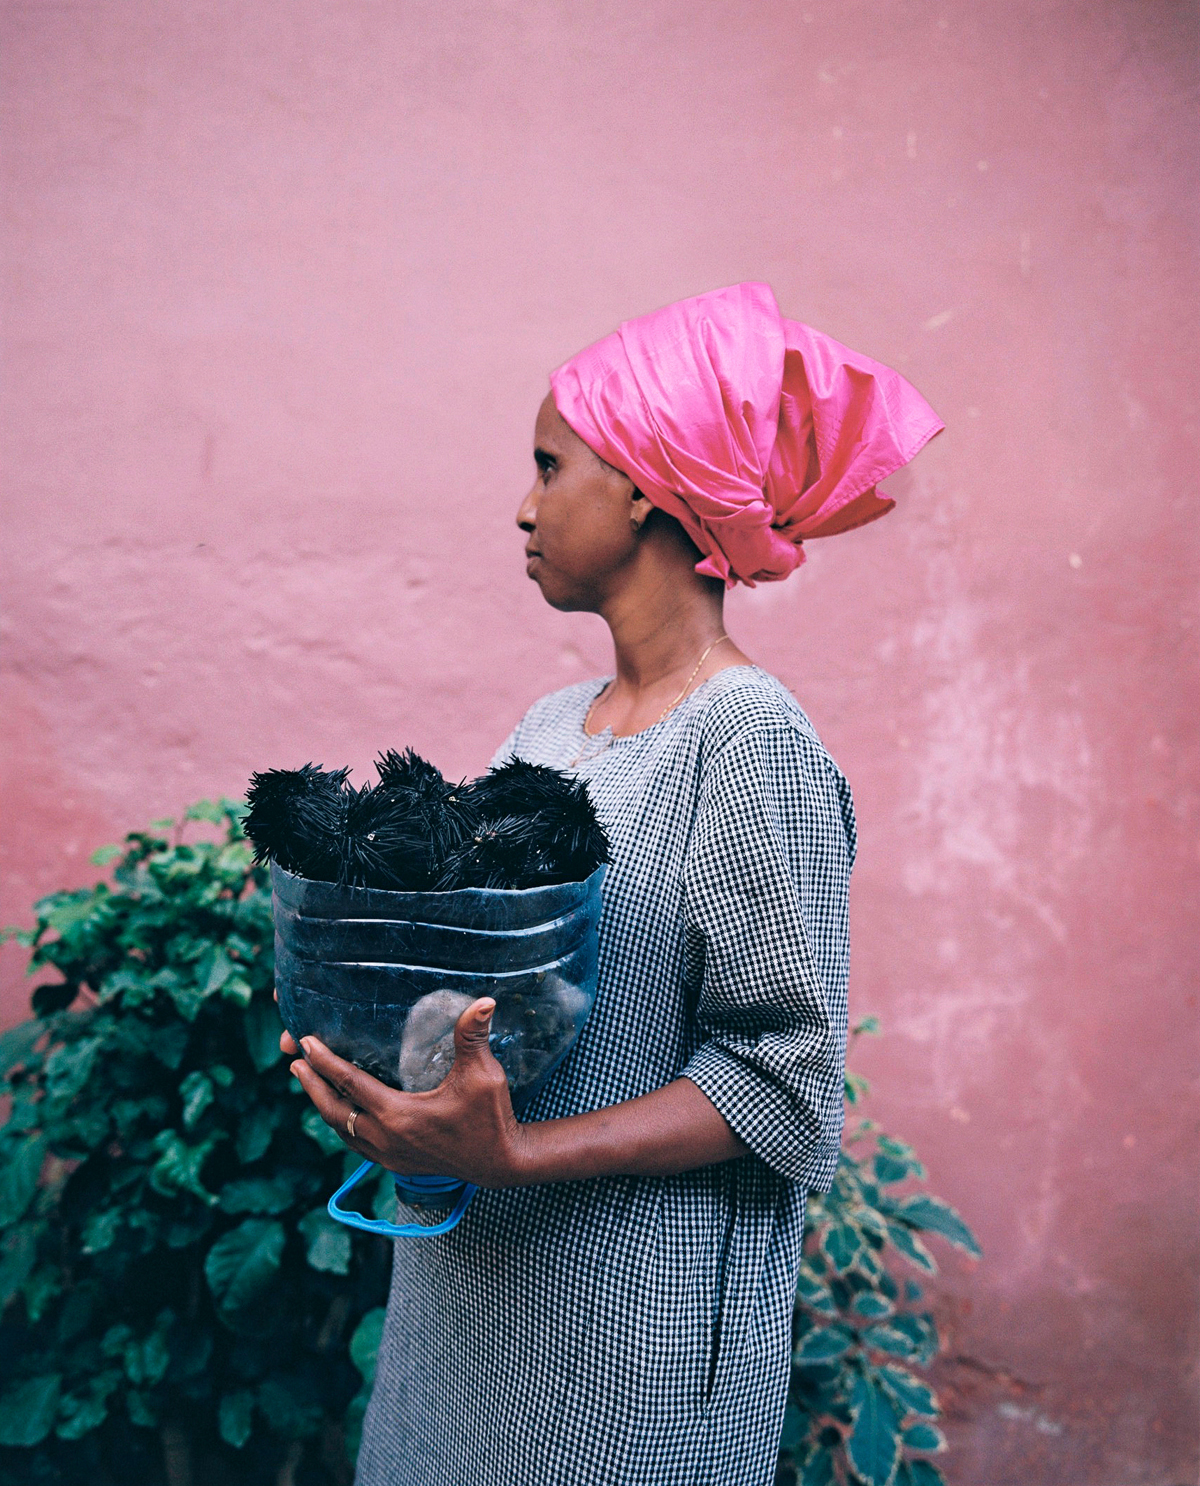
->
<box><xmin>0</xmin><ymin>804</ymin><xmax>390</xmax><ymax>1486</ymax></box>
<box><xmin>777</xmin><ymin>1018</ymin><xmax>982</xmax><ymax>1486</ymax></box>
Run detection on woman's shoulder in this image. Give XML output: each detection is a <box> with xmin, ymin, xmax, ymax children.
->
<box><xmin>687</xmin><ymin>665</ymin><xmax>829</xmax><ymax>760</ymax></box>
<box><xmin>501</xmin><ymin>677</ymin><xmax>605</xmax><ymax>752</ymax></box>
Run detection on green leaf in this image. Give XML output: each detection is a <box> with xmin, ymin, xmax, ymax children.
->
<box><xmin>350</xmin><ymin>1307</ymin><xmax>386</xmax><ymax>1381</ymax></box>
<box><xmin>244</xmin><ymin>996</ymin><xmax>283</xmax><ymax>1072</ymax></box>
<box><xmin>179</xmin><ymin>1071</ymin><xmax>214</xmax><ymax>1130</ymax></box>
<box><xmin>256</xmin><ymin>1374</ymin><xmax>322</xmax><ymax>1439</ymax></box>
<box><xmin>902</xmin><ymin>1421</ymin><xmax>946</xmax><ymax>1452</ymax></box>
<box><xmin>0</xmin><ymin>1374</ymin><xmax>61</xmax><ymax>1447</ymax></box>
<box><xmin>219</xmin><ymin>1176</ymin><xmax>296</xmax><ymax>1215</ymax></box>
<box><xmin>0</xmin><ymin>1226</ymin><xmax>38</xmax><ymax>1306</ymax></box>
<box><xmin>123</xmin><ymin>1310</ymin><xmax>173</xmax><ymax>1387</ymax></box>
<box><xmin>301</xmin><ymin>1106</ymin><xmax>345</xmax><ymax>1156</ymax></box>
<box><xmin>886</xmin><ymin>1222</ymin><xmax>937</xmax><ymax>1274</ymax></box>
<box><xmin>821</xmin><ymin>1222</ymin><xmax>863</xmax><ymax>1273</ymax></box>
<box><xmin>23</xmin><ymin>1263</ymin><xmax>61</xmax><ymax>1323</ymax></box>
<box><xmin>0</xmin><ymin>1020</ymin><xmax>43</xmax><ymax>1077</ymax></box>
<box><xmin>878</xmin><ymin>1365</ymin><xmax>938</xmax><ymax>1418</ymax></box>
<box><xmin>852</xmin><ymin>1292</ymin><xmax>894</xmax><ymax>1320</ymax></box>
<box><xmin>44</xmin><ymin>1036</ymin><xmax>103</xmax><ymax>1103</ymax></box>
<box><xmin>150</xmin><ymin>1021</ymin><xmax>190</xmax><ymax>1069</ymax></box>
<box><xmin>185</xmin><ymin>800</ymin><xmax>229</xmax><ymax>825</ymax></box>
<box><xmin>235</xmin><ymin>1105</ymin><xmax>278</xmax><ymax>1164</ymax></box>
<box><xmin>848</xmin><ymin>1373</ymin><xmax>901</xmax><ymax>1486</ymax></box>
<box><xmin>795</xmin><ymin>1263</ymin><xmax>837</xmax><ymax>1316</ymax></box>
<box><xmin>298</xmin><ymin>1208</ymin><xmax>351</xmax><ymax>1275</ymax></box>
<box><xmin>893</xmin><ymin>1196</ymin><xmax>981</xmax><ymax>1258</ymax></box>
<box><xmin>0</xmin><ymin>1136</ymin><xmax>46</xmax><ymax>1229</ymax></box>
<box><xmin>800</xmin><ymin>1447</ymin><xmax>836</xmax><ymax>1486</ymax></box>
<box><xmin>126</xmin><ymin>1389</ymin><xmax>158</xmax><ymax>1428</ymax></box>
<box><xmin>898</xmin><ymin>1461</ymin><xmax>946</xmax><ymax>1486</ymax></box>
<box><xmin>55</xmin><ymin>1371</ymin><xmax>120</xmax><ymax>1441</ymax></box>
<box><xmin>149</xmin><ymin>1131</ymin><xmax>221</xmax><ymax>1204</ymax></box>
<box><xmin>90</xmin><ymin>844</ymin><xmax>123</xmax><ymax>866</ymax></box>
<box><xmin>779</xmin><ymin>1401</ymin><xmax>807</xmax><ymax>1452</ymax></box>
<box><xmin>864</xmin><ymin>1322</ymin><xmax>918</xmax><ymax>1359</ymax></box>
<box><xmin>219</xmin><ymin>1389</ymin><xmax>255</xmax><ymax>1449</ymax></box>
<box><xmin>204</xmin><ymin>1219</ymin><xmax>285</xmax><ymax>1317</ymax></box>
<box><xmin>793</xmin><ymin>1323</ymin><xmax>855</xmax><ymax>1364</ymax></box>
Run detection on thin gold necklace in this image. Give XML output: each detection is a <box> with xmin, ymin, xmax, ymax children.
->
<box><xmin>569</xmin><ymin>633</ymin><xmax>731</xmax><ymax>768</ymax></box>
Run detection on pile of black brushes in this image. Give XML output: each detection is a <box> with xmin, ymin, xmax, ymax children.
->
<box><xmin>243</xmin><ymin>749</ymin><xmax>610</xmax><ymax>892</ymax></box>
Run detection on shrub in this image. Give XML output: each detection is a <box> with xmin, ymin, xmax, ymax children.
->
<box><xmin>0</xmin><ymin>803</ymin><xmax>979</xmax><ymax>1486</ymax></box>
<box><xmin>0</xmin><ymin>804</ymin><xmax>390</xmax><ymax>1486</ymax></box>
<box><xmin>777</xmin><ymin>1019</ymin><xmax>982</xmax><ymax>1486</ymax></box>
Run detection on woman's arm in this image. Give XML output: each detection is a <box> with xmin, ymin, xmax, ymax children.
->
<box><xmin>286</xmin><ymin>995</ymin><xmax>748</xmax><ymax>1190</ymax></box>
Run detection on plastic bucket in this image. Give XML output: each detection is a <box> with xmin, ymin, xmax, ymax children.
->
<box><xmin>272</xmin><ymin>863</ymin><xmax>604</xmax><ymax>1237</ymax></box>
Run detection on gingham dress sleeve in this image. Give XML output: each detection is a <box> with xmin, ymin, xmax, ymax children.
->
<box><xmin>680</xmin><ymin>722</ymin><xmax>851</xmax><ymax>1190</ymax></box>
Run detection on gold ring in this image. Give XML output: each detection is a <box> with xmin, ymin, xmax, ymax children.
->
<box><xmin>346</xmin><ymin>1109</ymin><xmax>358</xmax><ymax>1139</ymax></box>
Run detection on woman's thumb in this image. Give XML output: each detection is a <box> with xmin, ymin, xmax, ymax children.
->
<box><xmin>453</xmin><ymin>997</ymin><xmax>496</xmax><ymax>1060</ymax></box>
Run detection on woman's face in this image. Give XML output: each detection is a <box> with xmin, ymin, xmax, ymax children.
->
<box><xmin>516</xmin><ymin>394</ymin><xmax>647</xmax><ymax>612</ymax></box>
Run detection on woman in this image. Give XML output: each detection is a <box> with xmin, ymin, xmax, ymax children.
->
<box><xmin>287</xmin><ymin>283</ymin><xmax>942</xmax><ymax>1485</ymax></box>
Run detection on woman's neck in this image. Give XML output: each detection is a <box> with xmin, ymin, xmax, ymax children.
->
<box><xmin>587</xmin><ymin>547</ymin><xmax>751</xmax><ymax>735</ymax></box>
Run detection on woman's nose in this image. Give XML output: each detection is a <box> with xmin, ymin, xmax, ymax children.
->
<box><xmin>516</xmin><ymin>485</ymin><xmax>538</xmax><ymax>532</ymax></box>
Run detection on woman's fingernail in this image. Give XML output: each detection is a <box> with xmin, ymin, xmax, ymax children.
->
<box><xmin>300</xmin><ymin>1037</ymin><xmax>313</xmax><ymax>1055</ymax></box>
<box><xmin>291</xmin><ymin>1061</ymin><xmax>304</xmax><ymax>1077</ymax></box>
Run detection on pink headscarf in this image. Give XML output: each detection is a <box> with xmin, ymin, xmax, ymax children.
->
<box><xmin>550</xmin><ymin>282</ymin><xmax>943</xmax><ymax>587</ymax></box>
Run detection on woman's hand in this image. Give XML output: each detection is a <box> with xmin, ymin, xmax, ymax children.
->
<box><xmin>283</xmin><ymin>997</ymin><xmax>531</xmax><ymax>1189</ymax></box>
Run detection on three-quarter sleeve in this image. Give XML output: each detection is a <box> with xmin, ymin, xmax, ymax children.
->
<box><xmin>680</xmin><ymin>723</ymin><xmax>852</xmax><ymax>1190</ymax></box>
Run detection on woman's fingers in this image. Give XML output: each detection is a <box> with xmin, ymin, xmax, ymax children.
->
<box><xmin>290</xmin><ymin>1059</ymin><xmax>378</xmax><ymax>1152</ymax></box>
<box><xmin>300</xmin><ymin>1036</ymin><xmax>386</xmax><ymax>1115</ymax></box>
<box><xmin>280</xmin><ymin>1028</ymin><xmax>300</xmax><ymax>1057</ymax></box>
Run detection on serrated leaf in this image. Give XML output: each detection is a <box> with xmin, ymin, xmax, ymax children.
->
<box><xmin>219</xmin><ymin>1389</ymin><xmax>255</xmax><ymax>1448</ymax></box>
<box><xmin>55</xmin><ymin>1372</ymin><xmax>119</xmax><ymax>1441</ymax></box>
<box><xmin>44</xmin><ymin>1037</ymin><xmax>103</xmax><ymax>1102</ymax></box>
<box><xmin>848</xmin><ymin>1373</ymin><xmax>901</xmax><ymax>1486</ymax></box>
<box><xmin>893</xmin><ymin>1196</ymin><xmax>981</xmax><ymax>1258</ymax></box>
<box><xmin>793</xmin><ymin>1323</ymin><xmax>855</xmax><ymax>1364</ymax></box>
<box><xmin>350</xmin><ymin>1307</ymin><xmax>386</xmax><ymax>1381</ymax></box>
<box><xmin>878</xmin><ymin>1364</ymin><xmax>938</xmax><ymax>1418</ymax></box>
<box><xmin>902</xmin><ymin>1421</ymin><xmax>946</xmax><ymax>1452</ymax></box>
<box><xmin>299</xmin><ymin>1208</ymin><xmax>351</xmax><ymax>1275</ymax></box>
<box><xmin>0</xmin><ymin>1136</ymin><xmax>45</xmax><ymax>1228</ymax></box>
<box><xmin>0</xmin><ymin>1374</ymin><xmax>61</xmax><ymax>1447</ymax></box>
<box><xmin>123</xmin><ymin>1310</ymin><xmax>173</xmax><ymax>1387</ymax></box>
<box><xmin>204</xmin><ymin>1219</ymin><xmax>284</xmax><ymax>1316</ymax></box>
<box><xmin>219</xmin><ymin>1176</ymin><xmax>295</xmax><ymax>1215</ymax></box>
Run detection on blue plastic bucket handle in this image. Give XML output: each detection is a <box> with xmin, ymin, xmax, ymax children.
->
<box><xmin>327</xmin><ymin>1160</ymin><xmax>477</xmax><ymax>1238</ymax></box>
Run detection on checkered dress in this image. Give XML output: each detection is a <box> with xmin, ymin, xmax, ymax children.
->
<box><xmin>355</xmin><ymin>666</ymin><xmax>854</xmax><ymax>1486</ymax></box>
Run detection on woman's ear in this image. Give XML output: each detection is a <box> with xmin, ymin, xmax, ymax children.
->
<box><xmin>629</xmin><ymin>488</ymin><xmax>654</xmax><ymax>535</ymax></box>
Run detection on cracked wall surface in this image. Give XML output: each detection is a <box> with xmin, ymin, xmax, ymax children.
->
<box><xmin>2</xmin><ymin>2</ymin><xmax>1197</xmax><ymax>1480</ymax></box>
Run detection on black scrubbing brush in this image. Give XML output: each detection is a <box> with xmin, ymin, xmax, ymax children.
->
<box><xmin>244</xmin><ymin>764</ymin><xmax>349</xmax><ymax>880</ymax></box>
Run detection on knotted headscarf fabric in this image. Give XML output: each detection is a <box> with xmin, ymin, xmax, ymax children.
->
<box><xmin>549</xmin><ymin>282</ymin><xmax>944</xmax><ymax>587</ymax></box>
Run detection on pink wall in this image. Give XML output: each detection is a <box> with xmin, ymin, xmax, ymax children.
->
<box><xmin>3</xmin><ymin>2</ymin><xmax>1197</xmax><ymax>1480</ymax></box>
